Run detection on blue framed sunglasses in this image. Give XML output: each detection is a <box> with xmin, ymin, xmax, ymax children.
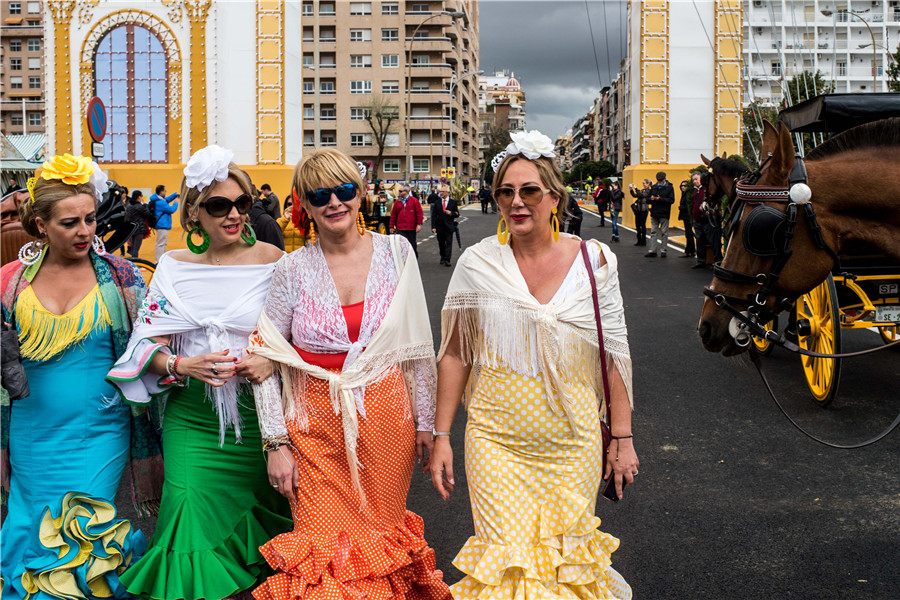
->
<box><xmin>305</xmin><ymin>183</ymin><xmax>358</xmax><ymax>207</ymax></box>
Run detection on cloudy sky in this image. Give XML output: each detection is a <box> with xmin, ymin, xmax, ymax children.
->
<box><xmin>478</xmin><ymin>0</ymin><xmax>627</xmax><ymax>140</ymax></box>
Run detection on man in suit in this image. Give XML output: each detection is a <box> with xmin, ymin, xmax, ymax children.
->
<box><xmin>430</xmin><ymin>184</ymin><xmax>459</xmax><ymax>266</ymax></box>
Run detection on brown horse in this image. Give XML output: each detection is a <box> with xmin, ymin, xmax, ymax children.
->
<box><xmin>702</xmin><ymin>152</ymin><xmax>749</xmax><ymax>207</ymax></box>
<box><xmin>698</xmin><ymin>118</ymin><xmax>900</xmax><ymax>355</ymax></box>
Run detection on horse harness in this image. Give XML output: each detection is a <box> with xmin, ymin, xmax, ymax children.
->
<box><xmin>702</xmin><ymin>154</ymin><xmax>840</xmax><ymax>348</ymax></box>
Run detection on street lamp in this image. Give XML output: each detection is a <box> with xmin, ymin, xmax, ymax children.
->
<box><xmin>859</xmin><ymin>42</ymin><xmax>898</xmax><ymax>65</ymax></box>
<box><xmin>821</xmin><ymin>9</ymin><xmax>878</xmax><ymax>90</ymax></box>
<box><xmin>405</xmin><ymin>10</ymin><xmax>465</xmax><ymax>182</ymax></box>
<box><xmin>448</xmin><ymin>70</ymin><xmax>483</xmax><ymax>178</ymax></box>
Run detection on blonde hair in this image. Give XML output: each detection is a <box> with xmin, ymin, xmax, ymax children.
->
<box><xmin>494</xmin><ymin>154</ymin><xmax>570</xmax><ymax>219</ymax></box>
<box><xmin>179</xmin><ymin>163</ymin><xmax>253</xmax><ymax>230</ymax></box>
<box><xmin>292</xmin><ymin>148</ymin><xmax>365</xmax><ymax>199</ymax></box>
<box><xmin>19</xmin><ymin>178</ymin><xmax>97</xmax><ymax>237</ymax></box>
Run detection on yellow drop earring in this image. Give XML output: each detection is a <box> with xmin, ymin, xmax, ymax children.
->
<box><xmin>551</xmin><ymin>207</ymin><xmax>560</xmax><ymax>243</ymax></box>
<box><xmin>357</xmin><ymin>211</ymin><xmax>366</xmax><ymax>235</ymax></box>
<box><xmin>497</xmin><ymin>215</ymin><xmax>509</xmax><ymax>245</ymax></box>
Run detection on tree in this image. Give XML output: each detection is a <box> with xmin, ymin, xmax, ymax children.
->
<box><xmin>783</xmin><ymin>70</ymin><xmax>836</xmax><ymax>156</ymax></box>
<box><xmin>363</xmin><ymin>96</ymin><xmax>399</xmax><ymax>180</ymax></box>
<box><xmin>563</xmin><ymin>160</ymin><xmax>616</xmax><ymax>183</ymax></box>
<box><xmin>742</xmin><ymin>100</ymin><xmax>779</xmax><ymax>166</ymax></box>
<box><xmin>888</xmin><ymin>41</ymin><xmax>900</xmax><ymax>92</ymax></box>
<box><xmin>479</xmin><ymin>117</ymin><xmax>512</xmax><ymax>186</ymax></box>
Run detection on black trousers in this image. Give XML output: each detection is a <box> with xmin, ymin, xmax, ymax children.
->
<box><xmin>681</xmin><ymin>219</ymin><xmax>696</xmax><ymax>255</ymax></box>
<box><xmin>436</xmin><ymin>229</ymin><xmax>453</xmax><ymax>263</ymax></box>
<box><xmin>635</xmin><ymin>211</ymin><xmax>648</xmax><ymax>244</ymax></box>
<box><xmin>396</xmin><ymin>229</ymin><xmax>418</xmax><ymax>257</ymax></box>
<box><xmin>694</xmin><ymin>220</ymin><xmax>722</xmax><ymax>264</ymax></box>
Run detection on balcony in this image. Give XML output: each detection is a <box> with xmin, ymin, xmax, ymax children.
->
<box><xmin>406</xmin><ymin>63</ymin><xmax>452</xmax><ymax>77</ymax></box>
<box><xmin>404</xmin><ymin>12</ymin><xmax>453</xmax><ymax>26</ymax></box>
<box><xmin>410</xmin><ymin>141</ymin><xmax>450</xmax><ymax>147</ymax></box>
<box><xmin>404</xmin><ymin>37</ymin><xmax>452</xmax><ymax>52</ymax></box>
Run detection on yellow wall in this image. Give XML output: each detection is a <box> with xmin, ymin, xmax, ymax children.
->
<box><xmin>620</xmin><ymin>164</ymin><xmax>699</xmax><ymax>228</ymax></box>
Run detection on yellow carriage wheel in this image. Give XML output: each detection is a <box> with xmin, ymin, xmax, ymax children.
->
<box><xmin>879</xmin><ymin>325</ymin><xmax>900</xmax><ymax>347</ymax></box>
<box><xmin>751</xmin><ymin>318</ymin><xmax>777</xmax><ymax>356</ymax></box>
<box><xmin>796</xmin><ymin>275</ymin><xmax>842</xmax><ymax>407</ymax></box>
<box><xmin>376</xmin><ymin>222</ymin><xmax>389</xmax><ymax>236</ymax></box>
<box><xmin>129</xmin><ymin>257</ymin><xmax>156</xmax><ymax>285</ymax></box>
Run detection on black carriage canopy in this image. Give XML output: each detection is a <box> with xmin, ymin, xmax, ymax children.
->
<box><xmin>778</xmin><ymin>92</ymin><xmax>900</xmax><ymax>133</ymax></box>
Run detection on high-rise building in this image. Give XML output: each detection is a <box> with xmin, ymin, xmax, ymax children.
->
<box><xmin>477</xmin><ymin>69</ymin><xmax>525</xmax><ymax>179</ymax></box>
<box><xmin>1</xmin><ymin>0</ymin><xmax>45</xmax><ymax>135</ymax></box>
<box><xmin>301</xmin><ymin>0</ymin><xmax>480</xmax><ymax>184</ymax></box>
<box><xmin>744</xmin><ymin>0</ymin><xmax>900</xmax><ymax>105</ymax></box>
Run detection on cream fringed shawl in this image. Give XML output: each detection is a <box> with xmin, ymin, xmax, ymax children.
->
<box><xmin>438</xmin><ymin>235</ymin><xmax>633</xmax><ymax>433</ymax></box>
<box><xmin>249</xmin><ymin>235</ymin><xmax>436</xmax><ymax>500</ymax></box>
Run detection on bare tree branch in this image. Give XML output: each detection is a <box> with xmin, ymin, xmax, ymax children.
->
<box><xmin>363</xmin><ymin>96</ymin><xmax>399</xmax><ymax>180</ymax></box>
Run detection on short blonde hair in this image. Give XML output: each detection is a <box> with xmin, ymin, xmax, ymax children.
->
<box><xmin>292</xmin><ymin>148</ymin><xmax>365</xmax><ymax>199</ymax></box>
<box><xmin>179</xmin><ymin>163</ymin><xmax>253</xmax><ymax>230</ymax></box>
<box><xmin>494</xmin><ymin>154</ymin><xmax>569</xmax><ymax>218</ymax></box>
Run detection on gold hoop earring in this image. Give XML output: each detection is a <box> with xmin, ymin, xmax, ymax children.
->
<box><xmin>357</xmin><ymin>211</ymin><xmax>366</xmax><ymax>235</ymax></box>
<box><xmin>308</xmin><ymin>220</ymin><xmax>317</xmax><ymax>245</ymax></box>
<box><xmin>551</xmin><ymin>207</ymin><xmax>560</xmax><ymax>243</ymax></box>
<box><xmin>497</xmin><ymin>216</ymin><xmax>509</xmax><ymax>245</ymax></box>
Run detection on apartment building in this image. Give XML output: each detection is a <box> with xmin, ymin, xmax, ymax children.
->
<box><xmin>745</xmin><ymin>0</ymin><xmax>900</xmax><ymax>104</ymax></box>
<box><xmin>1</xmin><ymin>0</ymin><xmax>45</xmax><ymax>135</ymax></box>
<box><xmin>301</xmin><ymin>0</ymin><xmax>480</xmax><ymax>184</ymax></box>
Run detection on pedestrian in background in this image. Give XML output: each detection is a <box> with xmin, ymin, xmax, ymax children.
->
<box><xmin>629</xmin><ymin>179</ymin><xmax>651</xmax><ymax>246</ymax></box>
<box><xmin>478</xmin><ymin>184</ymin><xmax>492</xmax><ymax>214</ymax></box>
<box><xmin>690</xmin><ymin>172</ymin><xmax>721</xmax><ymax>269</ymax></box>
<box><xmin>259</xmin><ymin>183</ymin><xmax>280</xmax><ymax>221</ymax></box>
<box><xmin>609</xmin><ymin>181</ymin><xmax>623</xmax><ymax>243</ymax></box>
<box><xmin>277</xmin><ymin>196</ymin><xmax>306</xmax><ymax>253</ymax></box>
<box><xmin>125</xmin><ymin>189</ymin><xmax>149</xmax><ymax>258</ymax></box>
<box><xmin>645</xmin><ymin>171</ymin><xmax>674</xmax><ymax>258</ymax></box>
<box><xmin>249</xmin><ymin>185</ymin><xmax>285</xmax><ymax>250</ymax></box>
<box><xmin>431</xmin><ymin>184</ymin><xmax>459</xmax><ymax>266</ymax></box>
<box><xmin>678</xmin><ymin>180</ymin><xmax>696</xmax><ymax>258</ymax></box>
<box><xmin>562</xmin><ymin>191</ymin><xmax>583</xmax><ymax>237</ymax></box>
<box><xmin>390</xmin><ymin>184</ymin><xmax>424</xmax><ymax>257</ymax></box>
<box><xmin>593</xmin><ymin>182</ymin><xmax>609</xmax><ymax>227</ymax></box>
<box><xmin>150</xmin><ymin>184</ymin><xmax>179</xmax><ymax>262</ymax></box>
<box><xmin>430</xmin><ymin>130</ymin><xmax>636</xmax><ymax>600</ymax></box>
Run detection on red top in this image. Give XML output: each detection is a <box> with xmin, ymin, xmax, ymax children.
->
<box><xmin>293</xmin><ymin>300</ymin><xmax>365</xmax><ymax>369</ymax></box>
<box><xmin>389</xmin><ymin>195</ymin><xmax>423</xmax><ymax>231</ymax></box>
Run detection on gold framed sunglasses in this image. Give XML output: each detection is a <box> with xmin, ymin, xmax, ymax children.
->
<box><xmin>494</xmin><ymin>185</ymin><xmax>550</xmax><ymax>206</ymax></box>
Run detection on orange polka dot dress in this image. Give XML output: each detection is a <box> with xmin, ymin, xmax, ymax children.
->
<box><xmin>253</xmin><ymin>301</ymin><xmax>450</xmax><ymax>600</ymax></box>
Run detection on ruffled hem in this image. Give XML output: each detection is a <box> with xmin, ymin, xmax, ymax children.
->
<box><xmin>120</xmin><ymin>502</ymin><xmax>289</xmax><ymax>600</ymax></box>
<box><xmin>252</xmin><ymin>510</ymin><xmax>450</xmax><ymax>600</ymax></box>
<box><xmin>4</xmin><ymin>492</ymin><xmax>145</xmax><ymax>600</ymax></box>
<box><xmin>451</xmin><ymin>488</ymin><xmax>631</xmax><ymax>600</ymax></box>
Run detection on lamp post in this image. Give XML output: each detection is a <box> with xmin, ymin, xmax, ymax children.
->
<box><xmin>859</xmin><ymin>42</ymin><xmax>898</xmax><ymax>65</ymax></box>
<box><xmin>405</xmin><ymin>10</ymin><xmax>465</xmax><ymax>183</ymax></box>
<box><xmin>821</xmin><ymin>9</ymin><xmax>878</xmax><ymax>91</ymax></box>
<box><xmin>448</xmin><ymin>70</ymin><xmax>483</xmax><ymax>179</ymax></box>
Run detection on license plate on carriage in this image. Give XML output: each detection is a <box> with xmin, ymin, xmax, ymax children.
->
<box><xmin>875</xmin><ymin>305</ymin><xmax>900</xmax><ymax>324</ymax></box>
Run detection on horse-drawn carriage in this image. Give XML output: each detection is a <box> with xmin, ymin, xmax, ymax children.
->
<box><xmin>699</xmin><ymin>92</ymin><xmax>900</xmax><ymax>413</ymax></box>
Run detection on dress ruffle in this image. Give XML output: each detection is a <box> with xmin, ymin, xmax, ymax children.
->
<box><xmin>120</xmin><ymin>501</ymin><xmax>288</xmax><ymax>600</ymax></box>
<box><xmin>8</xmin><ymin>492</ymin><xmax>145</xmax><ymax>600</ymax></box>
<box><xmin>253</xmin><ymin>510</ymin><xmax>451</xmax><ymax>600</ymax></box>
<box><xmin>451</xmin><ymin>488</ymin><xmax>631</xmax><ymax>600</ymax></box>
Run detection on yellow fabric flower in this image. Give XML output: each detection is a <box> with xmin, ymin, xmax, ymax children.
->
<box><xmin>40</xmin><ymin>154</ymin><xmax>94</xmax><ymax>186</ymax></box>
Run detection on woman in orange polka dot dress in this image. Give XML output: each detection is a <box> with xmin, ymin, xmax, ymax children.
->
<box><xmin>248</xmin><ymin>149</ymin><xmax>450</xmax><ymax>600</ymax></box>
<box><xmin>430</xmin><ymin>132</ymin><xmax>639</xmax><ymax>600</ymax></box>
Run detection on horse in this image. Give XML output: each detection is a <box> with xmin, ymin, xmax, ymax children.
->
<box><xmin>698</xmin><ymin>117</ymin><xmax>900</xmax><ymax>355</ymax></box>
<box><xmin>702</xmin><ymin>152</ymin><xmax>750</xmax><ymax>208</ymax></box>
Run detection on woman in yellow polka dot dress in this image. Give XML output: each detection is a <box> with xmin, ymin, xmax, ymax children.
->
<box><xmin>430</xmin><ymin>131</ymin><xmax>638</xmax><ymax>600</ymax></box>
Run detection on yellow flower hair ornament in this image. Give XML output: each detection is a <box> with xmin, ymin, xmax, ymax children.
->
<box><xmin>40</xmin><ymin>154</ymin><xmax>94</xmax><ymax>186</ymax></box>
<box><xmin>26</xmin><ymin>177</ymin><xmax>37</xmax><ymax>203</ymax></box>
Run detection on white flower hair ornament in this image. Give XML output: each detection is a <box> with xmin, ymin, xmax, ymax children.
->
<box><xmin>356</xmin><ymin>161</ymin><xmax>367</xmax><ymax>179</ymax></box>
<box><xmin>491</xmin><ymin>130</ymin><xmax>556</xmax><ymax>172</ymax></box>
<box><xmin>183</xmin><ymin>145</ymin><xmax>235</xmax><ymax>192</ymax></box>
<box><xmin>88</xmin><ymin>162</ymin><xmax>109</xmax><ymax>202</ymax></box>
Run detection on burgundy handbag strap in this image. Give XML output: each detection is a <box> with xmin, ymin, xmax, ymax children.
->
<box><xmin>580</xmin><ymin>241</ymin><xmax>612</xmax><ymax>424</ymax></box>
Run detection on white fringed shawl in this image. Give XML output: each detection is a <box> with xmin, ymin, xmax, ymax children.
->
<box><xmin>249</xmin><ymin>236</ymin><xmax>436</xmax><ymax>500</ymax></box>
<box><xmin>438</xmin><ymin>235</ymin><xmax>633</xmax><ymax>433</ymax></box>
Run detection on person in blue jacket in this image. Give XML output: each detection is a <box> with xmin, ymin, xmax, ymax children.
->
<box><xmin>150</xmin><ymin>184</ymin><xmax>179</xmax><ymax>262</ymax></box>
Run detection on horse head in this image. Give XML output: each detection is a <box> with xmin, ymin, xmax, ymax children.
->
<box><xmin>697</xmin><ymin>120</ymin><xmax>837</xmax><ymax>355</ymax></box>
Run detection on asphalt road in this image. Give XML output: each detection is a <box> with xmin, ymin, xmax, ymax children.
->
<box><xmin>119</xmin><ymin>204</ymin><xmax>900</xmax><ymax>599</ymax></box>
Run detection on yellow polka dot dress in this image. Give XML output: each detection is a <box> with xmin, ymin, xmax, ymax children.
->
<box><xmin>451</xmin><ymin>365</ymin><xmax>632</xmax><ymax>600</ymax></box>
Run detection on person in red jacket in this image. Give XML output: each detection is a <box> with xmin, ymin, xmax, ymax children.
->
<box><xmin>389</xmin><ymin>184</ymin><xmax>424</xmax><ymax>257</ymax></box>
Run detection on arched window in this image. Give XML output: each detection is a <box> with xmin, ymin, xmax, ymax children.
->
<box><xmin>94</xmin><ymin>25</ymin><xmax>168</xmax><ymax>162</ymax></box>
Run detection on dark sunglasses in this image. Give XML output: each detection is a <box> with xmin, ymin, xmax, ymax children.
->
<box><xmin>305</xmin><ymin>183</ymin><xmax>357</xmax><ymax>207</ymax></box>
<box><xmin>494</xmin><ymin>185</ymin><xmax>550</xmax><ymax>206</ymax></box>
<box><xmin>200</xmin><ymin>193</ymin><xmax>253</xmax><ymax>217</ymax></box>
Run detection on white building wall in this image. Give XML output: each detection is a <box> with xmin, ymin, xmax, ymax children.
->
<box><xmin>284</xmin><ymin>1</ymin><xmax>303</xmax><ymax>163</ymax></box>
<box><xmin>214</xmin><ymin>1</ymin><xmax>257</xmax><ymax>164</ymax></box>
<box><xmin>669</xmin><ymin>0</ymin><xmax>716</xmax><ymax>163</ymax></box>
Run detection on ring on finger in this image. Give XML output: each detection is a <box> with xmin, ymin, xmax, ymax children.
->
<box><xmin>211</xmin><ymin>366</ymin><xmax>219</xmax><ymax>375</ymax></box>
<box><xmin>271</xmin><ymin>483</ymin><xmax>278</xmax><ymax>488</ymax></box>
<box><xmin>633</xmin><ymin>470</ymin><xmax>639</xmax><ymax>476</ymax></box>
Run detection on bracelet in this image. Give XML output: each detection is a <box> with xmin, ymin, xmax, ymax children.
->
<box><xmin>165</xmin><ymin>354</ymin><xmax>177</xmax><ymax>376</ymax></box>
<box><xmin>432</xmin><ymin>429</ymin><xmax>451</xmax><ymax>437</ymax></box>
<box><xmin>611</xmin><ymin>435</ymin><xmax>633</xmax><ymax>440</ymax></box>
<box><xmin>173</xmin><ymin>355</ymin><xmax>183</xmax><ymax>377</ymax></box>
<box><xmin>263</xmin><ymin>435</ymin><xmax>292</xmax><ymax>452</ymax></box>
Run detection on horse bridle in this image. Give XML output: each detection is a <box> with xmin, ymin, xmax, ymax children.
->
<box><xmin>702</xmin><ymin>154</ymin><xmax>839</xmax><ymax>346</ymax></box>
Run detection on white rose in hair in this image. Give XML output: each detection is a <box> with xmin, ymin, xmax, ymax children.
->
<box><xmin>183</xmin><ymin>145</ymin><xmax>235</xmax><ymax>191</ymax></box>
<box><xmin>89</xmin><ymin>161</ymin><xmax>109</xmax><ymax>202</ymax></box>
<box><xmin>506</xmin><ymin>130</ymin><xmax>556</xmax><ymax>160</ymax></box>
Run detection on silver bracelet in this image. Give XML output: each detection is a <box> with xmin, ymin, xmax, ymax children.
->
<box><xmin>432</xmin><ymin>429</ymin><xmax>451</xmax><ymax>437</ymax></box>
<box><xmin>165</xmin><ymin>354</ymin><xmax>177</xmax><ymax>376</ymax></box>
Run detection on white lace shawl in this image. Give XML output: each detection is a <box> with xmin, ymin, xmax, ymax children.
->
<box><xmin>107</xmin><ymin>253</ymin><xmax>278</xmax><ymax>444</ymax></box>
<box><xmin>438</xmin><ymin>235</ymin><xmax>633</xmax><ymax>433</ymax></box>
<box><xmin>250</xmin><ymin>234</ymin><xmax>437</xmax><ymax>499</ymax></box>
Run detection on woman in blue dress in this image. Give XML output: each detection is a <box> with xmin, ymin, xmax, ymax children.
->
<box><xmin>0</xmin><ymin>155</ymin><xmax>161</xmax><ymax>600</ymax></box>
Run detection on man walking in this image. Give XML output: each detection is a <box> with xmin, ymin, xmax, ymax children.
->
<box><xmin>645</xmin><ymin>171</ymin><xmax>675</xmax><ymax>258</ymax></box>
<box><xmin>259</xmin><ymin>184</ymin><xmax>280</xmax><ymax>221</ymax></box>
<box><xmin>678</xmin><ymin>180</ymin><xmax>696</xmax><ymax>258</ymax></box>
<box><xmin>150</xmin><ymin>184</ymin><xmax>179</xmax><ymax>262</ymax></box>
<box><xmin>593</xmin><ymin>183</ymin><xmax>609</xmax><ymax>227</ymax></box>
<box><xmin>430</xmin><ymin>184</ymin><xmax>459</xmax><ymax>266</ymax></box>
<box><xmin>478</xmin><ymin>184</ymin><xmax>493</xmax><ymax>214</ymax></box>
<box><xmin>390</xmin><ymin>185</ymin><xmax>424</xmax><ymax>257</ymax></box>
<box><xmin>249</xmin><ymin>186</ymin><xmax>285</xmax><ymax>250</ymax></box>
<box><xmin>691</xmin><ymin>172</ymin><xmax>722</xmax><ymax>269</ymax></box>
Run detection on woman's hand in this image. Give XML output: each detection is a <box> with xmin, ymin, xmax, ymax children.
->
<box><xmin>429</xmin><ymin>437</ymin><xmax>454</xmax><ymax>500</ymax></box>
<box><xmin>267</xmin><ymin>446</ymin><xmax>299</xmax><ymax>500</ymax></box>
<box><xmin>415</xmin><ymin>430</ymin><xmax>435</xmax><ymax>473</ymax></box>
<box><xmin>177</xmin><ymin>350</ymin><xmax>236</xmax><ymax>387</ymax></box>
<box><xmin>604</xmin><ymin>438</ymin><xmax>639</xmax><ymax>501</ymax></box>
<box><xmin>235</xmin><ymin>353</ymin><xmax>274</xmax><ymax>384</ymax></box>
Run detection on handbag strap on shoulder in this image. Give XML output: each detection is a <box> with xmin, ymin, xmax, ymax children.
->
<box><xmin>580</xmin><ymin>240</ymin><xmax>612</xmax><ymax>423</ymax></box>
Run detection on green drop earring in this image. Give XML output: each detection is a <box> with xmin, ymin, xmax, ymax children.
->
<box><xmin>187</xmin><ymin>225</ymin><xmax>210</xmax><ymax>254</ymax></box>
<box><xmin>241</xmin><ymin>222</ymin><xmax>257</xmax><ymax>246</ymax></box>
